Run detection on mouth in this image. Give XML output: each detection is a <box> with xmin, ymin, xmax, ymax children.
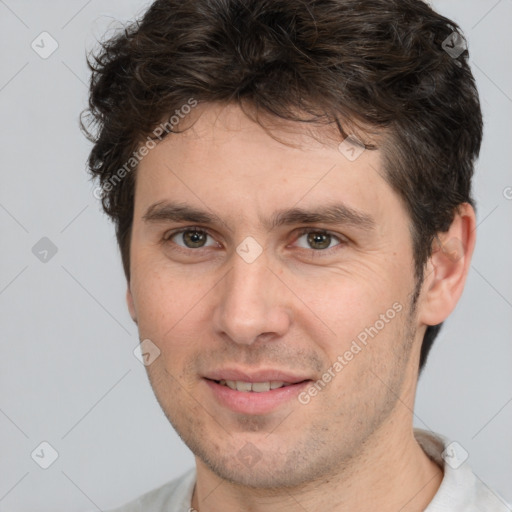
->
<box><xmin>211</xmin><ymin>379</ymin><xmax>298</xmax><ymax>392</ymax></box>
<box><xmin>203</xmin><ymin>374</ymin><xmax>313</xmax><ymax>415</ymax></box>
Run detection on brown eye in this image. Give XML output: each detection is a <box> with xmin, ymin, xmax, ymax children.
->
<box><xmin>165</xmin><ymin>228</ymin><xmax>216</xmax><ymax>249</ymax></box>
<box><xmin>306</xmin><ymin>232</ymin><xmax>332</xmax><ymax>250</ymax></box>
<box><xmin>181</xmin><ymin>229</ymin><xmax>207</xmax><ymax>248</ymax></box>
<box><xmin>294</xmin><ymin>229</ymin><xmax>345</xmax><ymax>252</ymax></box>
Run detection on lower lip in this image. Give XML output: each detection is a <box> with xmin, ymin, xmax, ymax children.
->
<box><xmin>204</xmin><ymin>379</ymin><xmax>311</xmax><ymax>415</ymax></box>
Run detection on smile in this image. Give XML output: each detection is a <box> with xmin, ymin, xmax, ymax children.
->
<box><xmin>204</xmin><ymin>378</ymin><xmax>311</xmax><ymax>414</ymax></box>
<box><xmin>215</xmin><ymin>380</ymin><xmax>294</xmax><ymax>392</ymax></box>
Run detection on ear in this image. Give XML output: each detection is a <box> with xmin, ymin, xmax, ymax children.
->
<box><xmin>418</xmin><ymin>203</ymin><xmax>476</xmax><ymax>326</ymax></box>
<box><xmin>126</xmin><ymin>284</ymin><xmax>138</xmax><ymax>324</ymax></box>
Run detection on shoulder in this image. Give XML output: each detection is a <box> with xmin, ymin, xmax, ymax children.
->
<box><xmin>105</xmin><ymin>467</ymin><xmax>196</xmax><ymax>512</ymax></box>
<box><xmin>414</xmin><ymin>429</ymin><xmax>511</xmax><ymax>512</ymax></box>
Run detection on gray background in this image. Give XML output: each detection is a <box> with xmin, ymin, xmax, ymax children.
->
<box><xmin>0</xmin><ymin>0</ymin><xmax>511</xmax><ymax>510</ymax></box>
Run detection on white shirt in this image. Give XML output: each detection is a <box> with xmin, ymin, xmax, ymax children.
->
<box><xmin>105</xmin><ymin>429</ymin><xmax>511</xmax><ymax>511</ymax></box>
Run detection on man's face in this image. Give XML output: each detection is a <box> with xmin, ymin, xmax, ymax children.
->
<box><xmin>127</xmin><ymin>103</ymin><xmax>424</xmax><ymax>487</ymax></box>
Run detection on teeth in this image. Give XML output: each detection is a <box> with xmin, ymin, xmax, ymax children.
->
<box><xmin>236</xmin><ymin>381</ymin><xmax>253</xmax><ymax>392</ymax></box>
<box><xmin>223</xmin><ymin>380</ymin><xmax>237</xmax><ymax>390</ymax></box>
<box><xmin>217</xmin><ymin>380</ymin><xmax>291</xmax><ymax>392</ymax></box>
<box><xmin>251</xmin><ymin>382</ymin><xmax>271</xmax><ymax>392</ymax></box>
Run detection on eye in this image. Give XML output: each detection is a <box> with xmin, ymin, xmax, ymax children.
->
<box><xmin>164</xmin><ymin>227</ymin><xmax>219</xmax><ymax>250</ymax></box>
<box><xmin>293</xmin><ymin>228</ymin><xmax>346</xmax><ymax>253</ymax></box>
<box><xmin>163</xmin><ymin>226</ymin><xmax>347</xmax><ymax>255</ymax></box>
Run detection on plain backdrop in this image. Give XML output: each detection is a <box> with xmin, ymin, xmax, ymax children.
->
<box><xmin>0</xmin><ymin>0</ymin><xmax>511</xmax><ymax>510</ymax></box>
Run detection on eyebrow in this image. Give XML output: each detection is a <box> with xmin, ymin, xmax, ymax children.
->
<box><xmin>142</xmin><ymin>200</ymin><xmax>375</xmax><ymax>232</ymax></box>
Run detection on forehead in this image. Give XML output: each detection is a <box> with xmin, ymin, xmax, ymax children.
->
<box><xmin>133</xmin><ymin>103</ymin><xmax>405</xmax><ymax>233</ymax></box>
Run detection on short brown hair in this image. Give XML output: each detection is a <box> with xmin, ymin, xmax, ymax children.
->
<box><xmin>81</xmin><ymin>0</ymin><xmax>483</xmax><ymax>372</ymax></box>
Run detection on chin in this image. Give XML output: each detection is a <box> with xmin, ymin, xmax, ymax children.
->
<box><xmin>189</xmin><ymin>431</ymin><xmax>349</xmax><ymax>490</ymax></box>
<box><xmin>201</xmin><ymin>453</ymin><xmax>312</xmax><ymax>489</ymax></box>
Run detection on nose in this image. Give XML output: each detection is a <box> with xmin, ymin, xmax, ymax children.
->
<box><xmin>212</xmin><ymin>248</ymin><xmax>292</xmax><ymax>346</ymax></box>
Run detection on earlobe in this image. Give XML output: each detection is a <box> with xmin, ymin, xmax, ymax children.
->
<box><xmin>126</xmin><ymin>285</ymin><xmax>138</xmax><ymax>323</ymax></box>
<box><xmin>418</xmin><ymin>203</ymin><xmax>476</xmax><ymax>326</ymax></box>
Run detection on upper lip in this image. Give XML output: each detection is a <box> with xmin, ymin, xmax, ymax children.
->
<box><xmin>204</xmin><ymin>368</ymin><xmax>312</xmax><ymax>384</ymax></box>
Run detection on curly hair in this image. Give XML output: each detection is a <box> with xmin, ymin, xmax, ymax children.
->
<box><xmin>81</xmin><ymin>0</ymin><xmax>483</xmax><ymax>373</ymax></box>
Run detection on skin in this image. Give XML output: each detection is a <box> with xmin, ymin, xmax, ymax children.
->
<box><xmin>126</xmin><ymin>102</ymin><xmax>476</xmax><ymax>511</ymax></box>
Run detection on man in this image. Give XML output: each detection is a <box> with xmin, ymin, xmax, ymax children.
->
<box><xmin>82</xmin><ymin>0</ymin><xmax>510</xmax><ymax>510</ymax></box>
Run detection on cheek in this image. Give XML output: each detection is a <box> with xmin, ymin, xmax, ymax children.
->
<box><xmin>130</xmin><ymin>261</ymin><xmax>212</xmax><ymax>372</ymax></box>
<box><xmin>130</xmin><ymin>261</ymin><xmax>190</xmax><ymax>339</ymax></box>
<box><xmin>289</xmin><ymin>261</ymin><xmax>409</xmax><ymax>348</ymax></box>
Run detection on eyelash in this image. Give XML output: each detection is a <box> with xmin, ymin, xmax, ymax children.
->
<box><xmin>162</xmin><ymin>226</ymin><xmax>347</xmax><ymax>256</ymax></box>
